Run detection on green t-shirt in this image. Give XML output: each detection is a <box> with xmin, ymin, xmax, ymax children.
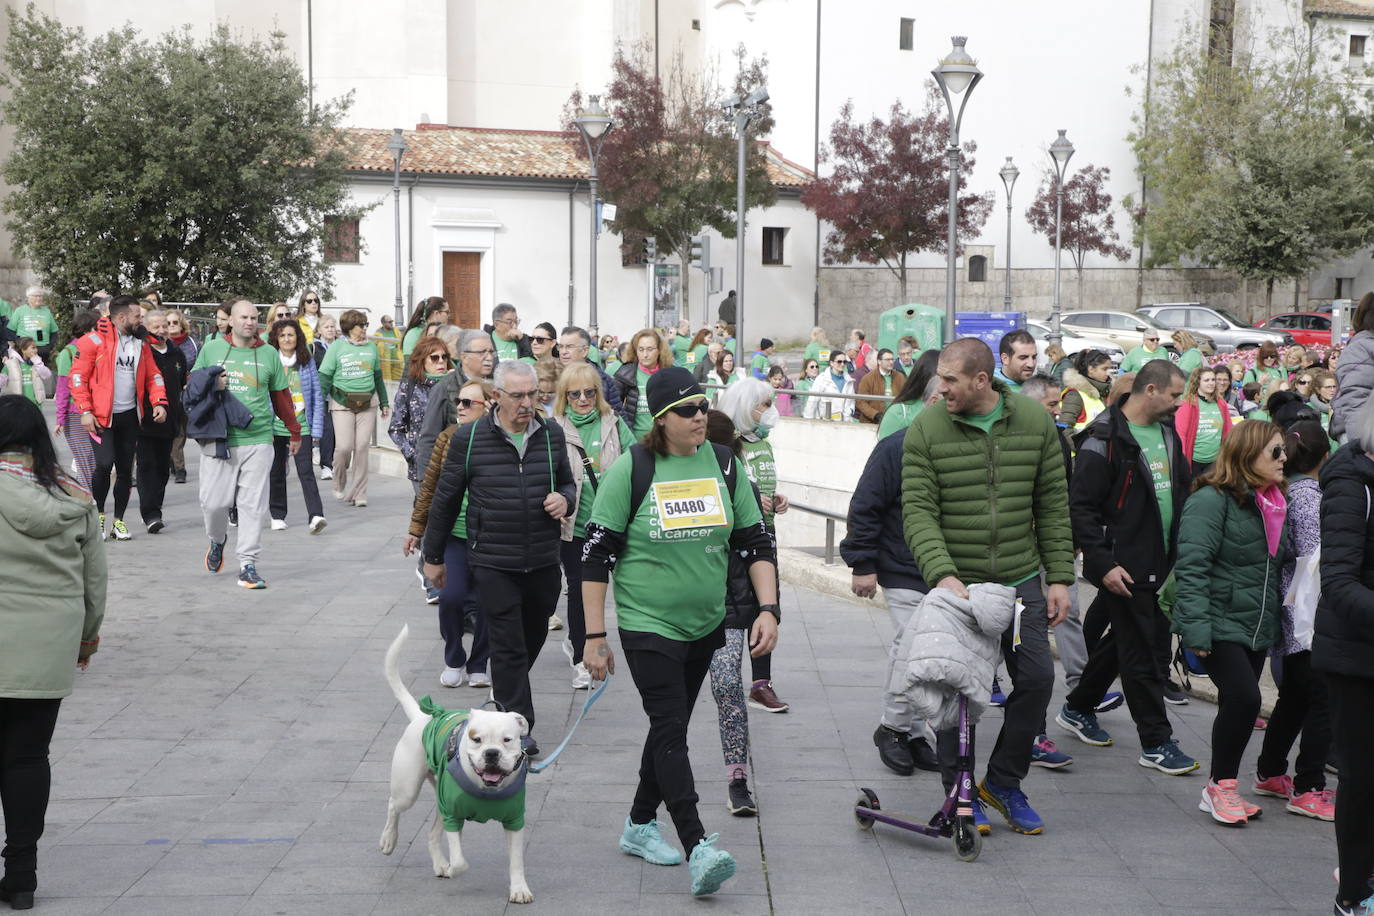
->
<box><xmin>961</xmin><ymin>396</ymin><xmax>1005</xmax><ymax>434</ymax></box>
<box><xmin>804</xmin><ymin>342</ymin><xmax>832</xmax><ymax>365</ymax></box>
<box><xmin>1192</xmin><ymin>399</ymin><xmax>1224</xmax><ymax>463</ymax></box>
<box><xmin>1177</xmin><ymin>348</ymin><xmax>1204</xmax><ymax>376</ymax></box>
<box><xmin>319</xmin><ymin>339</ymin><xmax>386</xmax><ymax>405</ymax></box>
<box><xmin>1128</xmin><ymin>420</ymin><xmax>1173</xmax><ymax>545</ymax></box>
<box><xmin>1119</xmin><ymin>345</ymin><xmax>1169</xmax><ymax>374</ymax></box>
<box><xmin>588</xmin><ymin>344</ymin><xmax>603</xmax><ymax>367</ymax></box>
<box><xmin>20</xmin><ymin>361</ymin><xmax>36</xmax><ymax>404</ymax></box>
<box><xmin>587</xmin><ymin>444</ymin><xmax>763</xmax><ymax>641</ymax></box>
<box><xmin>684</xmin><ymin>344</ymin><xmax>708</xmax><ymax>369</ymax></box>
<box><xmin>273</xmin><ymin>364</ymin><xmax>307</xmax><ymax>437</ymax></box>
<box><xmin>633</xmin><ymin>368</ymin><xmax>654</xmax><ymax>441</ymax></box>
<box><xmin>493</xmin><ymin>333</ymin><xmax>519</xmax><ymax>363</ymax></box>
<box><xmin>193</xmin><ymin>339</ymin><xmax>289</xmax><ymax>446</ymax></box>
<box><xmin>1244</xmin><ymin>366</ymin><xmax>1285</xmax><ymax>389</ymax></box>
<box><xmin>671</xmin><ymin>334</ymin><xmax>692</xmax><ymax>365</ymax></box>
<box><xmin>11</xmin><ymin>305</ymin><xmax>57</xmax><ymax>347</ymax></box>
<box><xmin>56</xmin><ymin>343</ymin><xmax>77</xmax><ymax>378</ymax></box>
<box><xmin>402</xmin><ymin>326</ymin><xmax>424</xmax><ymax>359</ymax></box>
<box><xmin>878</xmin><ymin>401</ymin><xmax>923</xmax><ymax>439</ymax></box>
<box><xmin>0</xmin><ymin>298</ymin><xmax>10</xmax><ymax>322</ymax></box>
<box><xmin>739</xmin><ymin>437</ymin><xmax>777</xmax><ymax>524</ymax></box>
<box><xmin>750</xmin><ymin>353</ymin><xmax>770</xmax><ymax>377</ymax></box>
<box><xmin>419</xmin><ymin>698</ymin><xmax>526</xmax><ymax>833</ymax></box>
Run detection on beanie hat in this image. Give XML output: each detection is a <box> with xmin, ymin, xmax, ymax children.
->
<box><xmin>760</xmin><ymin>338</ymin><xmax>774</xmax><ymax>350</ymax></box>
<box><xmin>646</xmin><ymin>366</ymin><xmax>705</xmax><ymax>418</ymax></box>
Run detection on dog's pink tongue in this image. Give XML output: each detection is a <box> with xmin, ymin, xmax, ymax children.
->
<box><xmin>481</xmin><ymin>771</ymin><xmax>503</xmax><ymax>785</ymax></box>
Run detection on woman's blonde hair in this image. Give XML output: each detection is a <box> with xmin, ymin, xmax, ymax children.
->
<box><xmin>1195</xmin><ymin>418</ymin><xmax>1287</xmax><ymax>503</ymax></box>
<box><xmin>1172</xmin><ymin>329</ymin><xmax>1197</xmax><ymax>351</ymax></box>
<box><xmin>1044</xmin><ymin>343</ymin><xmax>1066</xmax><ymax>363</ymax></box>
<box><xmin>554</xmin><ymin>361</ymin><xmax>610</xmax><ymax>417</ymax></box>
<box><xmin>628</xmin><ymin>328</ymin><xmax>674</xmax><ymax>369</ymax></box>
<box><xmin>1182</xmin><ymin>364</ymin><xmax>1216</xmax><ymax>404</ymax></box>
<box><xmin>1283</xmin><ymin>345</ymin><xmax>1306</xmax><ymax>367</ymax></box>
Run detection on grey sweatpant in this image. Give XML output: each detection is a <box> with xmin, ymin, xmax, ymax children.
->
<box><xmin>880</xmin><ymin>586</ymin><xmax>932</xmax><ymax>737</ymax></box>
<box><xmin>199</xmin><ymin>441</ymin><xmax>272</xmax><ymax>568</ymax></box>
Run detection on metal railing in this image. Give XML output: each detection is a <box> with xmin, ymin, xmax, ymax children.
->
<box><xmin>700</xmin><ymin>379</ymin><xmax>897</xmax><ymax>422</ymax></box>
<box><xmin>786</xmin><ymin>500</ymin><xmax>849</xmax><ymax>567</ymax></box>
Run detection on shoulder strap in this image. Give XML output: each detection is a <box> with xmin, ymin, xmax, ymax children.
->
<box><xmin>627</xmin><ymin>444</ymin><xmax>655</xmax><ymax>522</ymax></box>
<box><xmin>711</xmin><ymin>442</ymin><xmax>739</xmax><ymax>501</ymax></box>
<box><xmin>572</xmin><ymin>444</ymin><xmax>599</xmax><ymax>491</ymax></box>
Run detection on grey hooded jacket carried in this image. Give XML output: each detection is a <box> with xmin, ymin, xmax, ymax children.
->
<box><xmin>1332</xmin><ymin>329</ymin><xmax>1374</xmax><ymax>440</ymax></box>
<box><xmin>890</xmin><ymin>583</ymin><xmax>1017</xmax><ymax>730</ymax></box>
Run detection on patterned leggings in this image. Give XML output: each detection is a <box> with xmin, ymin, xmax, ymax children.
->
<box><xmin>62</xmin><ymin>415</ymin><xmax>95</xmax><ymax>489</ymax></box>
<box><xmin>709</xmin><ymin>628</ymin><xmax>750</xmax><ymax>779</ymax></box>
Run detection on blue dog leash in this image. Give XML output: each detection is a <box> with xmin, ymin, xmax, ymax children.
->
<box><xmin>528</xmin><ymin>675</ymin><xmax>610</xmax><ymax>774</ymax></box>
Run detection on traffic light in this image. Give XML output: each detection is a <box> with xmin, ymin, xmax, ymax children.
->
<box><xmin>644</xmin><ymin>236</ymin><xmax>657</xmax><ymax>264</ymax></box>
<box><xmin>689</xmin><ymin>234</ymin><xmax>711</xmax><ymax>273</ymax></box>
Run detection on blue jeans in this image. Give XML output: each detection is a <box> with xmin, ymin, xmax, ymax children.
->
<box><xmin>439</xmin><ymin>537</ymin><xmax>488</xmax><ymax>673</ymax></box>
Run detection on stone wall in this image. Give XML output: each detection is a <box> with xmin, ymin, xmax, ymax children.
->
<box><xmin>0</xmin><ymin>263</ymin><xmax>35</xmax><ymax>307</ymax></box>
<box><xmin>816</xmin><ymin>265</ymin><xmax>1306</xmax><ymax>340</ymax></box>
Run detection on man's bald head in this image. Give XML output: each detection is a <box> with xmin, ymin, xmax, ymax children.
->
<box><xmin>945</xmin><ymin>338</ymin><xmax>995</xmax><ymax>379</ymax></box>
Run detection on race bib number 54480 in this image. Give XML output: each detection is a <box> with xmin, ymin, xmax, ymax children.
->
<box><xmin>653</xmin><ymin>478</ymin><xmax>727</xmax><ymax>530</ymax></box>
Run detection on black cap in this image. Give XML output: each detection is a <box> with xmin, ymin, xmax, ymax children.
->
<box><xmin>645</xmin><ymin>366</ymin><xmax>705</xmax><ymax>418</ymax></box>
<box><xmin>760</xmin><ymin>337</ymin><xmax>774</xmax><ymax>350</ymax></box>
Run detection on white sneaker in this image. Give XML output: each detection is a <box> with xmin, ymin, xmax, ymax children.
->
<box><xmin>320</xmin><ymin>466</ymin><xmax>334</xmax><ymax>480</ymax></box>
<box><xmin>548</xmin><ymin>615</ymin><xmax>564</xmax><ymax>631</ymax></box>
<box><xmin>308</xmin><ymin>516</ymin><xmax>327</xmax><ymax>534</ymax></box>
<box><xmin>332</xmin><ymin>489</ymin><xmax>346</xmax><ymax>501</ymax></box>
<box><xmin>468</xmin><ymin>671</ymin><xmax>491</xmax><ymax>689</ymax></box>
<box><xmin>354</xmin><ymin>498</ymin><xmax>367</xmax><ymax>508</ymax></box>
<box><xmin>270</xmin><ymin>519</ymin><xmax>288</xmax><ymax>531</ymax></box>
<box><xmin>439</xmin><ymin>667</ymin><xmax>464</xmax><ymax>688</ymax></box>
<box><xmin>571</xmin><ymin>662</ymin><xmax>592</xmax><ymax>690</ymax></box>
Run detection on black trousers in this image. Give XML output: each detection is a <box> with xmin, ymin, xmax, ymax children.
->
<box><xmin>747</xmin><ymin>523</ymin><xmax>780</xmax><ymax>683</ymax></box>
<box><xmin>0</xmin><ymin>698</ymin><xmax>61</xmax><ymax>894</ymax></box>
<box><xmin>1079</xmin><ymin>590</ymin><xmax>1174</xmax><ymax>679</ymax></box>
<box><xmin>622</xmin><ymin>625</ymin><xmax>726</xmax><ymax>851</ymax></box>
<box><xmin>470</xmin><ymin>565</ymin><xmax>560</xmax><ymax>729</ymax></box>
<box><xmin>134</xmin><ymin>434</ymin><xmax>173</xmax><ymax>524</ymax></box>
<box><xmin>90</xmin><ymin>408</ymin><xmax>139</xmax><ymax>517</ymax></box>
<box><xmin>1329</xmin><ymin>672</ymin><xmax>1374</xmax><ymax>906</ymax></box>
<box><xmin>559</xmin><ymin>538</ymin><xmax>587</xmax><ymax>665</ymax></box>
<box><xmin>269</xmin><ymin>435</ymin><xmax>323</xmax><ymax>521</ymax></box>
<box><xmin>1066</xmin><ymin>588</ymin><xmax>1172</xmax><ymax>749</ymax></box>
<box><xmin>1257</xmin><ymin>650</ymin><xmax>1331</xmax><ymax>794</ymax></box>
<box><xmin>317</xmin><ymin>414</ymin><xmax>335</xmax><ymax>469</ymax></box>
<box><xmin>1200</xmin><ymin>641</ymin><xmax>1265</xmax><ymax>781</ymax></box>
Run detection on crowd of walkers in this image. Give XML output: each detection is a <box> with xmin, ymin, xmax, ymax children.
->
<box><xmin>4</xmin><ymin>283</ymin><xmax>1374</xmax><ymax>910</ymax></box>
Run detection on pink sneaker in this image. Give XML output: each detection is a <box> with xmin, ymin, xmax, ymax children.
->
<box><xmin>1253</xmin><ymin>773</ymin><xmax>1294</xmax><ymax>800</ymax></box>
<box><xmin>1199</xmin><ymin>779</ymin><xmax>1249</xmax><ymax>826</ymax></box>
<box><xmin>1287</xmin><ymin>788</ymin><xmax>1335</xmax><ymax>821</ymax></box>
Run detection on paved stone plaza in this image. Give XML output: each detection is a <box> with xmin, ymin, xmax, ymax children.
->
<box><xmin>17</xmin><ymin>459</ymin><xmax>1338</xmax><ymax>915</ymax></box>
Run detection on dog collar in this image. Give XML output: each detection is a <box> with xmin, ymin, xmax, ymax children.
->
<box><xmin>444</xmin><ymin>715</ymin><xmax>528</xmax><ymax>800</ymax></box>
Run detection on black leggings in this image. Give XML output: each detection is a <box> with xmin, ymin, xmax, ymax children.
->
<box><xmin>269</xmin><ymin>435</ymin><xmax>324</xmax><ymax>521</ymax></box>
<box><xmin>1257</xmin><ymin>650</ymin><xmax>1330</xmax><ymax>794</ymax></box>
<box><xmin>90</xmin><ymin>408</ymin><xmax>139</xmax><ymax>517</ymax></box>
<box><xmin>134</xmin><ymin>434</ymin><xmax>173</xmax><ymax>524</ymax></box>
<box><xmin>0</xmin><ymin>698</ymin><xmax>61</xmax><ymax>893</ymax></box>
<box><xmin>623</xmin><ymin>626</ymin><xmax>725</xmax><ymax>851</ymax></box>
<box><xmin>1328</xmin><ymin>672</ymin><xmax>1374</xmax><ymax>907</ymax></box>
<box><xmin>1200</xmin><ymin>641</ymin><xmax>1264</xmax><ymax>782</ymax></box>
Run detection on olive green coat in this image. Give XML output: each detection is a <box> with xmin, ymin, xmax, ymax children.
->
<box><xmin>900</xmin><ymin>383</ymin><xmax>1074</xmax><ymax>588</ymax></box>
<box><xmin>1171</xmin><ymin>484</ymin><xmax>1285</xmax><ymax>652</ymax></box>
<box><xmin>0</xmin><ymin>456</ymin><xmax>105</xmax><ymax>698</ymax></box>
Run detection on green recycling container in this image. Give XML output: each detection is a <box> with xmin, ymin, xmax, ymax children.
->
<box><xmin>878</xmin><ymin>304</ymin><xmax>944</xmax><ymax>353</ymax></box>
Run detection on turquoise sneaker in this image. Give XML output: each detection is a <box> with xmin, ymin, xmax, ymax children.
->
<box><xmin>618</xmin><ymin>818</ymin><xmax>682</xmax><ymax>866</ymax></box>
<box><xmin>688</xmin><ymin>834</ymin><xmax>736</xmax><ymax>896</ymax></box>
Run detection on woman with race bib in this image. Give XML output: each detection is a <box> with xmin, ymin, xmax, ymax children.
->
<box><xmin>581</xmin><ymin>367</ymin><xmax>777</xmax><ymax>898</ymax></box>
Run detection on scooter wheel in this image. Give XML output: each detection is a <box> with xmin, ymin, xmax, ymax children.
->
<box><xmin>952</xmin><ymin>815</ymin><xmax>982</xmax><ymax>862</ymax></box>
<box><xmin>855</xmin><ymin>788</ymin><xmax>880</xmax><ymax>830</ymax></box>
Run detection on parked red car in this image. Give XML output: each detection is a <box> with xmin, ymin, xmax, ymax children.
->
<box><xmin>1254</xmin><ymin>312</ymin><xmax>1334</xmax><ymax>348</ymax></box>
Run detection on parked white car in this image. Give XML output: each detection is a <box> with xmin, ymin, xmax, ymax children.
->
<box><xmin>1025</xmin><ymin>320</ymin><xmax>1124</xmax><ymax>367</ymax></box>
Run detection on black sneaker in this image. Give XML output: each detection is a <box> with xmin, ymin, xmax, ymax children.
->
<box><xmin>173</xmin><ymin>468</ymin><xmax>187</xmax><ymax>484</ymax></box>
<box><xmin>521</xmin><ymin>735</ymin><xmax>540</xmax><ymax>758</ymax></box>
<box><xmin>146</xmin><ymin>518</ymin><xmax>165</xmax><ymax>534</ymax></box>
<box><xmin>727</xmin><ymin>777</ymin><xmax>757</xmax><ymax>816</ymax></box>
<box><xmin>0</xmin><ymin>884</ymin><xmax>34</xmax><ymax>910</ymax></box>
<box><xmin>237</xmin><ymin>564</ymin><xmax>267</xmax><ymax>589</ymax></box>
<box><xmin>1164</xmin><ymin>680</ymin><xmax>1189</xmax><ymax>706</ymax></box>
<box><xmin>205</xmin><ymin>539</ymin><xmax>226</xmax><ymax>573</ymax></box>
<box><xmin>873</xmin><ymin>725</ymin><xmax>916</xmax><ymax>775</ymax></box>
<box><xmin>906</xmin><ymin>734</ymin><xmax>940</xmax><ymax>772</ymax></box>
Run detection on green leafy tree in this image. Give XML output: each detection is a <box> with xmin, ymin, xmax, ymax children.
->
<box><xmin>1126</xmin><ymin>24</ymin><xmax>1374</xmax><ymax>309</ymax></box>
<box><xmin>0</xmin><ymin>6</ymin><xmax>363</xmax><ymax>308</ymax></box>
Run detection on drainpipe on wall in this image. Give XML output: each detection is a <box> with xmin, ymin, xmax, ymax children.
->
<box><xmin>1137</xmin><ymin>0</ymin><xmax>1154</xmax><ymax>311</ymax></box>
<box><xmin>568</xmin><ymin>186</ymin><xmax>577</xmax><ymax>326</ymax></box>
<box><xmin>407</xmin><ymin>174</ymin><xmax>418</xmax><ymax>309</ymax></box>
<box><xmin>813</xmin><ymin>0</ymin><xmax>822</xmax><ymax>327</ymax></box>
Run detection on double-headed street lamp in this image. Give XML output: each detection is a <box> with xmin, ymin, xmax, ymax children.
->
<box><xmin>999</xmin><ymin>157</ymin><xmax>1019</xmax><ymax>310</ymax></box>
<box><xmin>724</xmin><ymin>86</ymin><xmax>769</xmax><ymax>362</ymax></box>
<box><xmin>387</xmin><ymin>128</ymin><xmax>408</xmax><ymax>327</ymax></box>
<box><xmin>573</xmin><ymin>95</ymin><xmax>614</xmax><ymax>338</ymax></box>
<box><xmin>1048</xmin><ymin>129</ymin><xmax>1075</xmax><ymax>348</ymax></box>
<box><xmin>932</xmin><ymin>36</ymin><xmax>983</xmax><ymax>345</ymax></box>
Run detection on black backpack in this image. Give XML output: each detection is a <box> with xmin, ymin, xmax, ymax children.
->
<box><xmin>625</xmin><ymin>442</ymin><xmax>740</xmax><ymax>522</ymax></box>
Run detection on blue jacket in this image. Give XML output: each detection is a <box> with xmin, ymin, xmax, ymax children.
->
<box><xmin>297</xmin><ymin>358</ymin><xmax>325</xmax><ymax>439</ymax></box>
<box><xmin>184</xmin><ymin>366</ymin><xmax>254</xmax><ymax>459</ymax></box>
<box><xmin>841</xmin><ymin>430</ymin><xmax>927</xmax><ymax>592</ymax></box>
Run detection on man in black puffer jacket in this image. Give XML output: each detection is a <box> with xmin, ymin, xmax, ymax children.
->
<box><xmin>840</xmin><ymin>429</ymin><xmax>939</xmax><ymax>777</ymax></box>
<box><xmin>421</xmin><ymin>360</ymin><xmax>575</xmax><ymax>752</ymax></box>
<box><xmin>1313</xmin><ymin>420</ymin><xmax>1374</xmax><ymax>914</ymax></box>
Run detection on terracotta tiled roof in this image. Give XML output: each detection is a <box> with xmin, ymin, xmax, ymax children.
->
<box><xmin>336</xmin><ymin>125</ymin><xmax>813</xmax><ymax>188</ymax></box>
<box><xmin>1306</xmin><ymin>0</ymin><xmax>1374</xmax><ymax>18</ymax></box>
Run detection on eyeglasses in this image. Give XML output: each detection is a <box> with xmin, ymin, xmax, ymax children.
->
<box><xmin>501</xmin><ymin>389</ymin><xmax>538</xmax><ymax>402</ymax></box>
<box><xmin>1144</xmin><ymin>337</ymin><xmax>1160</xmax><ymax>342</ymax></box>
<box><xmin>568</xmin><ymin>388</ymin><xmax>598</xmax><ymax>401</ymax></box>
<box><xmin>303</xmin><ymin>298</ymin><xmax>319</xmax><ymax>304</ymax></box>
<box><xmin>496</xmin><ymin>317</ymin><xmax>520</xmax><ymax>327</ymax></box>
<box><xmin>666</xmin><ymin>400</ymin><xmax>710</xmax><ymax>418</ymax></box>
<box><xmin>1270</xmin><ymin>445</ymin><xmax>1287</xmax><ymax>460</ymax></box>
<box><xmin>463</xmin><ymin>349</ymin><xmax>496</xmax><ymax>357</ymax></box>
<box><xmin>530</xmin><ymin>335</ymin><xmax>554</xmax><ymax>344</ymax></box>
<box><xmin>457</xmin><ymin>398</ymin><xmax>483</xmax><ymax>410</ymax></box>
<box><xmin>636</xmin><ymin>345</ymin><xmax>659</xmax><ymax>355</ymax></box>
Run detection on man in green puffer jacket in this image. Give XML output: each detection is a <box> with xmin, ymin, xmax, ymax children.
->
<box><xmin>901</xmin><ymin>338</ymin><xmax>1074</xmax><ymax>836</ymax></box>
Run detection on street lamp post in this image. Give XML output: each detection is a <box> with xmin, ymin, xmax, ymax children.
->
<box><xmin>932</xmin><ymin>36</ymin><xmax>983</xmax><ymax>345</ymax></box>
<box><xmin>1048</xmin><ymin>129</ymin><xmax>1075</xmax><ymax>348</ymax></box>
<box><xmin>386</xmin><ymin>128</ymin><xmax>408</xmax><ymax>327</ymax></box>
<box><xmin>724</xmin><ymin>87</ymin><xmax>769</xmax><ymax>364</ymax></box>
<box><xmin>999</xmin><ymin>157</ymin><xmax>1019</xmax><ymax>310</ymax></box>
<box><xmin>573</xmin><ymin>95</ymin><xmax>614</xmax><ymax>338</ymax></box>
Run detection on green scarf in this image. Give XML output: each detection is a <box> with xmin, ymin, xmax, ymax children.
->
<box><xmin>568</xmin><ymin>406</ymin><xmax>601</xmax><ymax>430</ymax></box>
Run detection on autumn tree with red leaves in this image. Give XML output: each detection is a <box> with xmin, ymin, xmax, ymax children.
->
<box><xmin>1025</xmin><ymin>164</ymin><xmax>1130</xmax><ymax>308</ymax></box>
<box><xmin>564</xmin><ymin>44</ymin><xmax>775</xmax><ymax>320</ymax></box>
<box><xmin>800</xmin><ymin>88</ymin><xmax>993</xmax><ymax>303</ymax></box>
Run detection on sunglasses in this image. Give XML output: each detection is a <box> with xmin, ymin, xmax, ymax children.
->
<box><xmin>427</xmin><ymin>353</ymin><xmax>451</xmax><ymax>362</ymax></box>
<box><xmin>457</xmin><ymin>398</ymin><xmax>483</xmax><ymax>410</ymax></box>
<box><xmin>1270</xmin><ymin>445</ymin><xmax>1287</xmax><ymax>460</ymax></box>
<box><xmin>666</xmin><ymin>400</ymin><xmax>710</xmax><ymax>418</ymax></box>
<box><xmin>303</xmin><ymin>298</ymin><xmax>319</xmax><ymax>304</ymax></box>
<box><xmin>1297</xmin><ymin>377</ymin><xmax>1311</xmax><ymax>385</ymax></box>
<box><xmin>530</xmin><ymin>335</ymin><xmax>554</xmax><ymax>343</ymax></box>
<box><xmin>568</xmin><ymin>387</ymin><xmax>598</xmax><ymax>401</ymax></box>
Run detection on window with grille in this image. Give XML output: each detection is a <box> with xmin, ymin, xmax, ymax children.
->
<box><xmin>968</xmin><ymin>255</ymin><xmax>987</xmax><ymax>282</ymax></box>
<box><xmin>324</xmin><ymin>216</ymin><xmax>360</xmax><ymax>264</ymax></box>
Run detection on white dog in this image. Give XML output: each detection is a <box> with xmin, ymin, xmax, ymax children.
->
<box><xmin>379</xmin><ymin>625</ymin><xmax>533</xmax><ymax>904</ymax></box>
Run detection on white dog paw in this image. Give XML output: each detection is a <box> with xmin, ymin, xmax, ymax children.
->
<box><xmin>379</xmin><ymin>831</ymin><xmax>397</xmax><ymax>856</ymax></box>
<box><xmin>509</xmin><ymin>884</ymin><xmax>534</xmax><ymax>904</ymax></box>
<box><xmin>446</xmin><ymin>860</ymin><xmax>470</xmax><ymax>879</ymax></box>
<box><xmin>432</xmin><ymin>859</ymin><xmax>449</xmax><ymax>878</ymax></box>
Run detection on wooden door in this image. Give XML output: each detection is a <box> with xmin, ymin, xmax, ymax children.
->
<box><xmin>443</xmin><ymin>251</ymin><xmax>481</xmax><ymax>328</ymax></box>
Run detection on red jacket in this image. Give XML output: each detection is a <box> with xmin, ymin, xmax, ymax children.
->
<box><xmin>70</xmin><ymin>316</ymin><xmax>168</xmax><ymax>428</ymax></box>
<box><xmin>1174</xmin><ymin>397</ymin><xmax>1233</xmax><ymax>463</ymax></box>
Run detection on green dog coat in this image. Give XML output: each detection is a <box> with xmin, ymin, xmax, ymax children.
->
<box><xmin>419</xmin><ymin>695</ymin><xmax>527</xmax><ymax>833</ymax></box>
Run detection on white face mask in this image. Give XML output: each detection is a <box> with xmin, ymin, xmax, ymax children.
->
<box><xmin>757</xmin><ymin>406</ymin><xmax>780</xmax><ymax>430</ymax></box>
